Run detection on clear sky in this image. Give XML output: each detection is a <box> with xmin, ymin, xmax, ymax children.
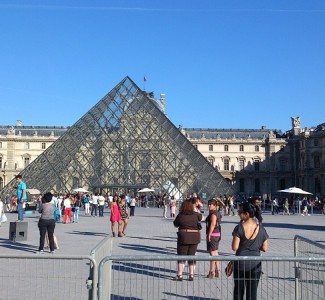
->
<box><xmin>1</xmin><ymin>0</ymin><xmax>325</xmax><ymax>132</ymax></box>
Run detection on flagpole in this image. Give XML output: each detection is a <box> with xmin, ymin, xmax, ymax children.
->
<box><xmin>143</xmin><ymin>75</ymin><xmax>147</xmax><ymax>91</ymax></box>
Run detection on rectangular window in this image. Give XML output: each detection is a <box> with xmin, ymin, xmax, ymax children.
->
<box><xmin>0</xmin><ymin>157</ymin><xmax>2</xmax><ymax>169</ymax></box>
<box><xmin>208</xmin><ymin>159</ymin><xmax>213</xmax><ymax>166</ymax></box>
<box><xmin>255</xmin><ymin>178</ymin><xmax>260</xmax><ymax>193</ymax></box>
<box><xmin>224</xmin><ymin>145</ymin><xmax>229</xmax><ymax>151</ymax></box>
<box><xmin>254</xmin><ymin>161</ymin><xmax>260</xmax><ymax>171</ymax></box>
<box><xmin>0</xmin><ymin>142</ymin><xmax>2</xmax><ymax>148</ymax></box>
<box><xmin>25</xmin><ymin>142</ymin><xmax>30</xmax><ymax>150</ymax></box>
<box><xmin>279</xmin><ymin>159</ymin><xmax>286</xmax><ymax>171</ymax></box>
<box><xmin>209</xmin><ymin>145</ymin><xmax>213</xmax><ymax>151</ymax></box>
<box><xmin>239</xmin><ymin>160</ymin><xmax>245</xmax><ymax>171</ymax></box>
<box><xmin>224</xmin><ymin>159</ymin><xmax>229</xmax><ymax>171</ymax></box>
<box><xmin>41</xmin><ymin>142</ymin><xmax>46</xmax><ymax>149</ymax></box>
<box><xmin>314</xmin><ymin>156</ymin><xmax>320</xmax><ymax>168</ymax></box>
<box><xmin>240</xmin><ymin>145</ymin><xmax>244</xmax><ymax>151</ymax></box>
<box><xmin>24</xmin><ymin>157</ymin><xmax>30</xmax><ymax>167</ymax></box>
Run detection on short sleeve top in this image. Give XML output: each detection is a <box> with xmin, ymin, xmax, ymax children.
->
<box><xmin>232</xmin><ymin>222</ymin><xmax>269</xmax><ymax>270</ymax></box>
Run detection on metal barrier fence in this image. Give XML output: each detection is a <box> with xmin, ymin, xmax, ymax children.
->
<box><xmin>0</xmin><ymin>254</ymin><xmax>97</xmax><ymax>300</ymax></box>
<box><xmin>98</xmin><ymin>255</ymin><xmax>325</xmax><ymax>300</ymax></box>
<box><xmin>90</xmin><ymin>236</ymin><xmax>113</xmax><ymax>299</ymax></box>
<box><xmin>294</xmin><ymin>235</ymin><xmax>325</xmax><ymax>300</ymax></box>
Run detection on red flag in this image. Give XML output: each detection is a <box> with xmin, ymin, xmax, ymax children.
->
<box><xmin>144</xmin><ymin>76</ymin><xmax>148</xmax><ymax>82</ymax></box>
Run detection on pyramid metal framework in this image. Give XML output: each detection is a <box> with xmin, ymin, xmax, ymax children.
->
<box><xmin>1</xmin><ymin>76</ymin><xmax>234</xmax><ymax>199</ymax></box>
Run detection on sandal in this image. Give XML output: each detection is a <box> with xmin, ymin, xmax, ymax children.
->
<box><xmin>189</xmin><ymin>275</ymin><xmax>194</xmax><ymax>281</ymax></box>
<box><xmin>206</xmin><ymin>271</ymin><xmax>215</xmax><ymax>279</ymax></box>
<box><xmin>215</xmin><ymin>269</ymin><xmax>220</xmax><ymax>278</ymax></box>
<box><xmin>175</xmin><ymin>275</ymin><xmax>183</xmax><ymax>281</ymax></box>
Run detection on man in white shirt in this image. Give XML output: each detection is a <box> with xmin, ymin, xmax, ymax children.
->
<box><xmin>98</xmin><ymin>193</ymin><xmax>105</xmax><ymax>217</ymax></box>
<box><xmin>91</xmin><ymin>193</ymin><xmax>99</xmax><ymax>217</ymax></box>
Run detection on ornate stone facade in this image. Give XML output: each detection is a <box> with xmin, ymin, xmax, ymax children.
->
<box><xmin>1</xmin><ymin>119</ymin><xmax>324</xmax><ymax>198</ymax></box>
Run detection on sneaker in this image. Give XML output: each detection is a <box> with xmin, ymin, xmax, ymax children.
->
<box><xmin>51</xmin><ymin>251</ymin><xmax>55</xmax><ymax>254</ymax></box>
<box><xmin>36</xmin><ymin>250</ymin><xmax>44</xmax><ymax>254</ymax></box>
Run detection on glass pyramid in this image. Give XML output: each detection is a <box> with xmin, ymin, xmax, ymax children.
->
<box><xmin>1</xmin><ymin>76</ymin><xmax>234</xmax><ymax>199</ymax></box>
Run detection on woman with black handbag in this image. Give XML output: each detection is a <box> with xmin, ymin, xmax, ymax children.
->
<box><xmin>231</xmin><ymin>202</ymin><xmax>268</xmax><ymax>300</ymax></box>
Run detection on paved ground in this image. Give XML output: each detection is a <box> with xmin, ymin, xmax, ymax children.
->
<box><xmin>0</xmin><ymin>206</ymin><xmax>324</xmax><ymax>299</ymax></box>
<box><xmin>0</xmin><ymin>205</ymin><xmax>324</xmax><ymax>256</ymax></box>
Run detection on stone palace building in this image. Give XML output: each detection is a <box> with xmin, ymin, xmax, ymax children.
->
<box><xmin>1</xmin><ymin>116</ymin><xmax>324</xmax><ymax>200</ymax></box>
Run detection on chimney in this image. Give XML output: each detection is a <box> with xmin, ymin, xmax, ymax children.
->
<box><xmin>160</xmin><ymin>94</ymin><xmax>166</xmax><ymax>113</ymax></box>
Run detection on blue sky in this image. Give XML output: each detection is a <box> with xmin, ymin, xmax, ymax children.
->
<box><xmin>1</xmin><ymin>0</ymin><xmax>325</xmax><ymax>132</ymax></box>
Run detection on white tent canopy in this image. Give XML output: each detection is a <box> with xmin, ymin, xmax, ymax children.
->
<box><xmin>26</xmin><ymin>189</ymin><xmax>41</xmax><ymax>194</ymax></box>
<box><xmin>277</xmin><ymin>187</ymin><xmax>312</xmax><ymax>195</ymax></box>
<box><xmin>138</xmin><ymin>188</ymin><xmax>154</xmax><ymax>193</ymax></box>
<box><xmin>73</xmin><ymin>187</ymin><xmax>89</xmax><ymax>193</ymax></box>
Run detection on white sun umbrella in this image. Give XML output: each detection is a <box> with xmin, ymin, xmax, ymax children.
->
<box><xmin>138</xmin><ymin>188</ymin><xmax>155</xmax><ymax>193</ymax></box>
<box><xmin>277</xmin><ymin>187</ymin><xmax>312</xmax><ymax>195</ymax></box>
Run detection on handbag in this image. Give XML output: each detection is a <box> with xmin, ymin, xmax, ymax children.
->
<box><xmin>225</xmin><ymin>261</ymin><xmax>234</xmax><ymax>277</ymax></box>
<box><xmin>1</xmin><ymin>213</ymin><xmax>8</xmax><ymax>223</ymax></box>
<box><xmin>197</xmin><ymin>222</ymin><xmax>202</xmax><ymax>230</ymax></box>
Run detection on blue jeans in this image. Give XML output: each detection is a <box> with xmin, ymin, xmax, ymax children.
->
<box><xmin>17</xmin><ymin>201</ymin><xmax>24</xmax><ymax>221</ymax></box>
<box><xmin>73</xmin><ymin>207</ymin><xmax>79</xmax><ymax>222</ymax></box>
